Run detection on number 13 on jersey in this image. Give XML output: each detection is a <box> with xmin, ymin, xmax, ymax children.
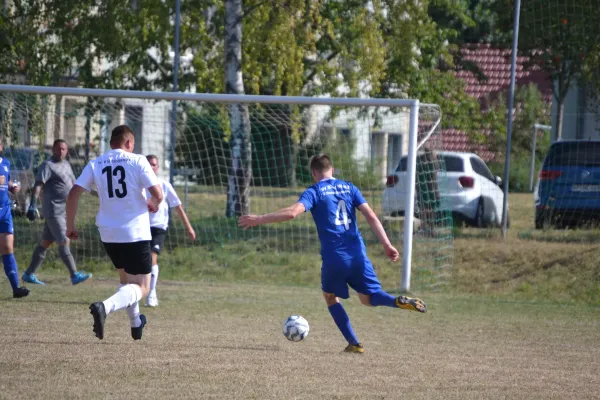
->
<box><xmin>335</xmin><ymin>200</ymin><xmax>351</xmax><ymax>230</ymax></box>
<box><xmin>102</xmin><ymin>165</ymin><xmax>128</xmax><ymax>198</ymax></box>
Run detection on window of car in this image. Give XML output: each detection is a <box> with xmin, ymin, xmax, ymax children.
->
<box><xmin>470</xmin><ymin>157</ymin><xmax>495</xmax><ymax>182</ymax></box>
<box><xmin>395</xmin><ymin>157</ymin><xmax>408</xmax><ymax>172</ymax></box>
<box><xmin>544</xmin><ymin>142</ymin><xmax>600</xmax><ymax>167</ymax></box>
<box><xmin>395</xmin><ymin>154</ymin><xmax>465</xmax><ymax>173</ymax></box>
<box><xmin>442</xmin><ymin>155</ymin><xmax>464</xmax><ymax>172</ymax></box>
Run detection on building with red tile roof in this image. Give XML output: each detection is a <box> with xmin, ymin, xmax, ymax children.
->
<box><xmin>444</xmin><ymin>43</ymin><xmax>553</xmax><ymax>160</ymax></box>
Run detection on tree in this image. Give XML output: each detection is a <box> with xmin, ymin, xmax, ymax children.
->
<box><xmin>508</xmin><ymin>0</ymin><xmax>600</xmax><ymax>140</ymax></box>
<box><xmin>224</xmin><ymin>0</ymin><xmax>251</xmax><ymax>217</ymax></box>
<box><xmin>0</xmin><ymin>0</ymin><xmax>173</xmax><ymax>152</ymax></box>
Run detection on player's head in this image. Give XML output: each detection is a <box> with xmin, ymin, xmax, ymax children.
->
<box><xmin>110</xmin><ymin>125</ymin><xmax>135</xmax><ymax>152</ymax></box>
<box><xmin>52</xmin><ymin>139</ymin><xmax>68</xmax><ymax>161</ymax></box>
<box><xmin>309</xmin><ymin>153</ymin><xmax>334</xmax><ymax>182</ymax></box>
<box><xmin>146</xmin><ymin>154</ymin><xmax>159</xmax><ymax>175</ymax></box>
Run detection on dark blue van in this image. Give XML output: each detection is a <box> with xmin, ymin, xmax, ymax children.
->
<box><xmin>535</xmin><ymin>140</ymin><xmax>600</xmax><ymax>229</ymax></box>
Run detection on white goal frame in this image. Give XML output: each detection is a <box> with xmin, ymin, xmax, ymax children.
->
<box><xmin>0</xmin><ymin>84</ymin><xmax>435</xmax><ymax>292</ymax></box>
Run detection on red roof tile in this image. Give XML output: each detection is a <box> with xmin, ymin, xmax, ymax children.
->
<box><xmin>441</xmin><ymin>43</ymin><xmax>553</xmax><ymax>160</ymax></box>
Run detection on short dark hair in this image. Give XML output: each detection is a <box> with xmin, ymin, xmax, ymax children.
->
<box><xmin>110</xmin><ymin>125</ymin><xmax>135</xmax><ymax>147</ymax></box>
<box><xmin>146</xmin><ymin>154</ymin><xmax>158</xmax><ymax>163</ymax></box>
<box><xmin>309</xmin><ymin>153</ymin><xmax>333</xmax><ymax>173</ymax></box>
<box><xmin>53</xmin><ymin>139</ymin><xmax>67</xmax><ymax>148</ymax></box>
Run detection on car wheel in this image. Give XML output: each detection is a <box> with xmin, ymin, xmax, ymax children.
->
<box><xmin>535</xmin><ymin>210</ymin><xmax>548</xmax><ymax>230</ymax></box>
<box><xmin>475</xmin><ymin>199</ymin><xmax>485</xmax><ymax>228</ymax></box>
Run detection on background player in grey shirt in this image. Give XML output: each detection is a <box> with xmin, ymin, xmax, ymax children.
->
<box><xmin>22</xmin><ymin>139</ymin><xmax>92</xmax><ymax>285</ymax></box>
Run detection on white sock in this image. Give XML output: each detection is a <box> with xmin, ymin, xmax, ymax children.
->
<box><xmin>102</xmin><ymin>284</ymin><xmax>142</xmax><ymax>316</ymax></box>
<box><xmin>119</xmin><ymin>283</ymin><xmax>142</xmax><ymax>327</ymax></box>
<box><xmin>150</xmin><ymin>264</ymin><xmax>159</xmax><ymax>293</ymax></box>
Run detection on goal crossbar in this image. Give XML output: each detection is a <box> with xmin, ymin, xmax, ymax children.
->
<box><xmin>0</xmin><ymin>84</ymin><xmax>423</xmax><ymax>108</ymax></box>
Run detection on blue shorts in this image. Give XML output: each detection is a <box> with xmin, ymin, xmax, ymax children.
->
<box><xmin>321</xmin><ymin>255</ymin><xmax>382</xmax><ymax>299</ymax></box>
<box><xmin>0</xmin><ymin>205</ymin><xmax>14</xmax><ymax>235</ymax></box>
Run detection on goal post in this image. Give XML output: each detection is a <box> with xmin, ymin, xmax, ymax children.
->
<box><xmin>0</xmin><ymin>84</ymin><xmax>450</xmax><ymax>292</ymax></box>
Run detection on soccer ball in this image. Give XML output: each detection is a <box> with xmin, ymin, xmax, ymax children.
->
<box><xmin>282</xmin><ymin>315</ymin><xmax>310</xmax><ymax>342</ymax></box>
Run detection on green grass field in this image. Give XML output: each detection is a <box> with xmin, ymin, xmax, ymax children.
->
<box><xmin>1</xmin><ymin>191</ymin><xmax>599</xmax><ymax>399</ymax></box>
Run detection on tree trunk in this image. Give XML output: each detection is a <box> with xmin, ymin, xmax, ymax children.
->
<box><xmin>225</xmin><ymin>0</ymin><xmax>251</xmax><ymax>218</ymax></box>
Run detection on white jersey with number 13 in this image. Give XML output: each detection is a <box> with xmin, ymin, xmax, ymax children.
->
<box><xmin>75</xmin><ymin>149</ymin><xmax>158</xmax><ymax>243</ymax></box>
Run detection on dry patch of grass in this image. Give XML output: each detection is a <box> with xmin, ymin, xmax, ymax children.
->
<box><xmin>1</xmin><ymin>278</ymin><xmax>599</xmax><ymax>399</ymax></box>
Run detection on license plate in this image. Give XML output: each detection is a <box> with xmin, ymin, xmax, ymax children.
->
<box><xmin>572</xmin><ymin>184</ymin><xmax>600</xmax><ymax>192</ymax></box>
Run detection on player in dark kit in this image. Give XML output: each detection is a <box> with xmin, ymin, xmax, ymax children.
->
<box><xmin>239</xmin><ymin>154</ymin><xmax>427</xmax><ymax>353</ymax></box>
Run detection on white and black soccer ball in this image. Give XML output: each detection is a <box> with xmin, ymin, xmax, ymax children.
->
<box><xmin>282</xmin><ymin>315</ymin><xmax>310</xmax><ymax>342</ymax></box>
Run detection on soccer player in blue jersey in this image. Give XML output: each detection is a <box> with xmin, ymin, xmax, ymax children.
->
<box><xmin>0</xmin><ymin>141</ymin><xmax>30</xmax><ymax>298</ymax></box>
<box><xmin>239</xmin><ymin>153</ymin><xmax>427</xmax><ymax>353</ymax></box>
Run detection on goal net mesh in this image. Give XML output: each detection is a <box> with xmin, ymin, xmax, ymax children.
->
<box><xmin>520</xmin><ymin>1</ymin><xmax>600</xmax><ymax>232</ymax></box>
<box><xmin>0</xmin><ymin>91</ymin><xmax>452</xmax><ymax>290</ymax></box>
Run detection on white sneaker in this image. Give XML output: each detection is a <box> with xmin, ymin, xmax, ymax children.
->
<box><xmin>146</xmin><ymin>291</ymin><xmax>159</xmax><ymax>307</ymax></box>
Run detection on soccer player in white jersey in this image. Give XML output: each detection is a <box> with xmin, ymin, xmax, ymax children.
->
<box><xmin>145</xmin><ymin>154</ymin><xmax>196</xmax><ymax>307</ymax></box>
<box><xmin>66</xmin><ymin>125</ymin><xmax>163</xmax><ymax>341</ymax></box>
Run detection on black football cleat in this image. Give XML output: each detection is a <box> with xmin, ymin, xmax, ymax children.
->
<box><xmin>13</xmin><ymin>286</ymin><xmax>30</xmax><ymax>298</ymax></box>
<box><xmin>131</xmin><ymin>314</ymin><xmax>147</xmax><ymax>340</ymax></box>
<box><xmin>89</xmin><ymin>302</ymin><xmax>107</xmax><ymax>340</ymax></box>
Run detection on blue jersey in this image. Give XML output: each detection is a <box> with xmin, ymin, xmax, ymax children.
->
<box><xmin>298</xmin><ymin>178</ymin><xmax>368</xmax><ymax>263</ymax></box>
<box><xmin>0</xmin><ymin>157</ymin><xmax>12</xmax><ymax>207</ymax></box>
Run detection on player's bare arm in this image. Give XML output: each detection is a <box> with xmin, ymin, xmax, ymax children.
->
<box><xmin>65</xmin><ymin>185</ymin><xmax>87</xmax><ymax>240</ymax></box>
<box><xmin>146</xmin><ymin>184</ymin><xmax>163</xmax><ymax>213</ymax></box>
<box><xmin>238</xmin><ymin>202</ymin><xmax>306</xmax><ymax>229</ymax></box>
<box><xmin>357</xmin><ymin>203</ymin><xmax>399</xmax><ymax>262</ymax></box>
<box><xmin>30</xmin><ymin>181</ymin><xmax>43</xmax><ymax>201</ymax></box>
<box><xmin>174</xmin><ymin>205</ymin><xmax>196</xmax><ymax>240</ymax></box>
<box><xmin>26</xmin><ymin>181</ymin><xmax>44</xmax><ymax>221</ymax></box>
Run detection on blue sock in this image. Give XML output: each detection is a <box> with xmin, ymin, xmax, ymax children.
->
<box><xmin>369</xmin><ymin>291</ymin><xmax>398</xmax><ymax>308</ymax></box>
<box><xmin>3</xmin><ymin>254</ymin><xmax>20</xmax><ymax>290</ymax></box>
<box><xmin>328</xmin><ymin>303</ymin><xmax>359</xmax><ymax>345</ymax></box>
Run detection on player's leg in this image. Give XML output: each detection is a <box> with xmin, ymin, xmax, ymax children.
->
<box><xmin>147</xmin><ymin>227</ymin><xmax>165</xmax><ymax>307</ymax></box>
<box><xmin>89</xmin><ymin>242</ymin><xmax>150</xmax><ymax>340</ymax></box>
<box><xmin>351</xmin><ymin>257</ymin><xmax>427</xmax><ymax>313</ymax></box>
<box><xmin>0</xmin><ymin>227</ymin><xmax>29</xmax><ymax>298</ymax></box>
<box><xmin>147</xmin><ymin>251</ymin><xmax>159</xmax><ymax>306</ymax></box>
<box><xmin>322</xmin><ymin>263</ymin><xmax>362</xmax><ymax>353</ymax></box>
<box><xmin>0</xmin><ymin>208</ymin><xmax>29</xmax><ymax>298</ymax></box>
<box><xmin>49</xmin><ymin>214</ymin><xmax>92</xmax><ymax>284</ymax></box>
<box><xmin>22</xmin><ymin>222</ymin><xmax>53</xmax><ymax>284</ymax></box>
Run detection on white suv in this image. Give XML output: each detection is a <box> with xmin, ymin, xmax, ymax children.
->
<box><xmin>381</xmin><ymin>151</ymin><xmax>507</xmax><ymax>227</ymax></box>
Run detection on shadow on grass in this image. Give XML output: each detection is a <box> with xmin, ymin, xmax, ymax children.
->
<box><xmin>0</xmin><ymin>299</ymin><xmax>92</xmax><ymax>305</ymax></box>
<box><xmin>5</xmin><ymin>339</ymin><xmax>123</xmax><ymax>346</ymax></box>
<box><xmin>453</xmin><ymin>226</ymin><xmax>502</xmax><ymax>239</ymax></box>
<box><xmin>518</xmin><ymin>229</ymin><xmax>600</xmax><ymax>243</ymax></box>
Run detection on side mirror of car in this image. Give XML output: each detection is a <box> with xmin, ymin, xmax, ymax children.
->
<box><xmin>495</xmin><ymin>176</ymin><xmax>503</xmax><ymax>186</ymax></box>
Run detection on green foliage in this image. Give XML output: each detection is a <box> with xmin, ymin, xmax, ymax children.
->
<box><xmin>484</xmin><ymin>84</ymin><xmax>551</xmax><ymax>192</ymax></box>
<box><xmin>0</xmin><ymin>0</ymin><xmax>172</xmax><ymax>89</ymax></box>
<box><xmin>321</xmin><ymin>134</ymin><xmax>383</xmax><ymax>190</ymax></box>
<box><xmin>179</xmin><ymin>106</ymin><xmax>315</xmax><ymax>188</ymax></box>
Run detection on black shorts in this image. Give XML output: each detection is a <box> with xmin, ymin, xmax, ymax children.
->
<box><xmin>102</xmin><ymin>241</ymin><xmax>152</xmax><ymax>275</ymax></box>
<box><xmin>150</xmin><ymin>227</ymin><xmax>168</xmax><ymax>254</ymax></box>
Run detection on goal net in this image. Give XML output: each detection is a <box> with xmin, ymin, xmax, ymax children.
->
<box><xmin>519</xmin><ymin>0</ymin><xmax>600</xmax><ymax>231</ymax></box>
<box><xmin>0</xmin><ymin>86</ymin><xmax>452</xmax><ymax>291</ymax></box>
